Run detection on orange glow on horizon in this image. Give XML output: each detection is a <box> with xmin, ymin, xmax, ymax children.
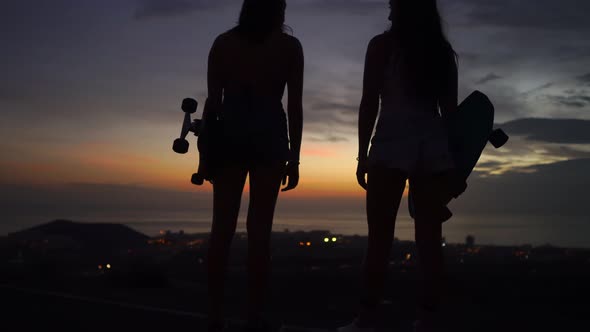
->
<box><xmin>0</xmin><ymin>137</ymin><xmax>369</xmax><ymax>195</ymax></box>
<box><xmin>2</xmin><ymin>136</ymin><xmax>412</xmax><ymax>199</ymax></box>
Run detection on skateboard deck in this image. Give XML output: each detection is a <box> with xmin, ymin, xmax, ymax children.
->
<box><xmin>409</xmin><ymin>90</ymin><xmax>509</xmax><ymax>221</ymax></box>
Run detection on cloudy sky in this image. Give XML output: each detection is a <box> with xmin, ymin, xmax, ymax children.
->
<box><xmin>1</xmin><ymin>0</ymin><xmax>589</xmax><ymax>235</ymax></box>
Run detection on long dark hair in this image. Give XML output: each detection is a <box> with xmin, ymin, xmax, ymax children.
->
<box><xmin>235</xmin><ymin>0</ymin><xmax>288</xmax><ymax>43</ymax></box>
<box><xmin>387</xmin><ymin>0</ymin><xmax>457</xmax><ymax>98</ymax></box>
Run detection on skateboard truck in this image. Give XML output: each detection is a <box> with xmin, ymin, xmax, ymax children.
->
<box><xmin>489</xmin><ymin>129</ymin><xmax>509</xmax><ymax>149</ymax></box>
<box><xmin>172</xmin><ymin>98</ymin><xmax>206</xmax><ymax>186</ymax></box>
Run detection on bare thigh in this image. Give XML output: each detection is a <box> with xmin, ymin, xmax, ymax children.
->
<box><xmin>367</xmin><ymin>165</ymin><xmax>407</xmax><ymax>228</ymax></box>
<box><xmin>246</xmin><ymin>162</ymin><xmax>285</xmax><ymax>237</ymax></box>
<box><xmin>211</xmin><ymin>165</ymin><xmax>248</xmax><ymax>238</ymax></box>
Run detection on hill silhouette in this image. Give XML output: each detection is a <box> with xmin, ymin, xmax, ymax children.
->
<box><xmin>8</xmin><ymin>219</ymin><xmax>149</xmax><ymax>251</ymax></box>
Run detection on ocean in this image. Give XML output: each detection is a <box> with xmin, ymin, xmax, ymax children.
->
<box><xmin>3</xmin><ymin>210</ymin><xmax>589</xmax><ymax>248</ymax></box>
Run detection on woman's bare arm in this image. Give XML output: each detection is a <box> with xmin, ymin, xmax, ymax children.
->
<box><xmin>281</xmin><ymin>37</ymin><xmax>304</xmax><ymax>192</ymax></box>
<box><xmin>358</xmin><ymin>36</ymin><xmax>383</xmax><ymax>161</ymax></box>
<box><xmin>286</xmin><ymin>38</ymin><xmax>304</xmax><ymax>163</ymax></box>
<box><xmin>204</xmin><ymin>36</ymin><xmax>224</xmax><ymax>121</ymax></box>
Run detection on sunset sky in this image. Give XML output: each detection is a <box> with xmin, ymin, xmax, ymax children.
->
<box><xmin>1</xmin><ymin>0</ymin><xmax>590</xmax><ymax>235</ymax></box>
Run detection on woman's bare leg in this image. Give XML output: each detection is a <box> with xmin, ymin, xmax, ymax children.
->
<box><xmin>411</xmin><ymin>175</ymin><xmax>445</xmax><ymax>319</ymax></box>
<box><xmin>360</xmin><ymin>165</ymin><xmax>407</xmax><ymax>323</ymax></box>
<box><xmin>207</xmin><ymin>165</ymin><xmax>248</xmax><ymax>324</ymax></box>
<box><xmin>245</xmin><ymin>162</ymin><xmax>284</xmax><ymax>323</ymax></box>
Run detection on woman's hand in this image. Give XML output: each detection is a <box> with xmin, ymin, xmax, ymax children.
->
<box><xmin>356</xmin><ymin>158</ymin><xmax>369</xmax><ymax>190</ymax></box>
<box><xmin>281</xmin><ymin>161</ymin><xmax>300</xmax><ymax>192</ymax></box>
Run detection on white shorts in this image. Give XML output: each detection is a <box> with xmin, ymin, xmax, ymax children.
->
<box><xmin>368</xmin><ymin>110</ymin><xmax>454</xmax><ymax>175</ymax></box>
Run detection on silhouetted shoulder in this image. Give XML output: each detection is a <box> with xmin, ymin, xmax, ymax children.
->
<box><xmin>281</xmin><ymin>33</ymin><xmax>302</xmax><ymax>48</ymax></box>
<box><xmin>272</xmin><ymin>33</ymin><xmax>302</xmax><ymax>59</ymax></box>
<box><xmin>268</xmin><ymin>33</ymin><xmax>302</xmax><ymax>69</ymax></box>
<box><xmin>211</xmin><ymin>30</ymin><xmax>234</xmax><ymax>48</ymax></box>
<box><xmin>364</xmin><ymin>33</ymin><xmax>392</xmax><ymax>70</ymax></box>
<box><xmin>367</xmin><ymin>33</ymin><xmax>390</xmax><ymax>53</ymax></box>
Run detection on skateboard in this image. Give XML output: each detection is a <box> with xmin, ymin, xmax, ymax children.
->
<box><xmin>172</xmin><ymin>98</ymin><xmax>219</xmax><ymax>186</ymax></box>
<box><xmin>409</xmin><ymin>90</ymin><xmax>509</xmax><ymax>222</ymax></box>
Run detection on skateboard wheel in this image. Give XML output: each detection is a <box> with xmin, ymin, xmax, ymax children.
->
<box><xmin>489</xmin><ymin>129</ymin><xmax>509</xmax><ymax>148</ymax></box>
<box><xmin>181</xmin><ymin>98</ymin><xmax>198</xmax><ymax>114</ymax></box>
<box><xmin>191</xmin><ymin>173</ymin><xmax>204</xmax><ymax>186</ymax></box>
<box><xmin>173</xmin><ymin>138</ymin><xmax>189</xmax><ymax>154</ymax></box>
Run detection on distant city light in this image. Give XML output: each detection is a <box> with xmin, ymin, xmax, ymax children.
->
<box><xmin>106</xmin><ymin>264</ymin><xmax>112</xmax><ymax>269</ymax></box>
<box><xmin>405</xmin><ymin>253</ymin><xmax>412</xmax><ymax>261</ymax></box>
<box><xmin>98</xmin><ymin>265</ymin><xmax>103</xmax><ymax>270</ymax></box>
<box><xmin>442</xmin><ymin>243</ymin><xmax>447</xmax><ymax>247</ymax></box>
<box><xmin>324</xmin><ymin>237</ymin><xmax>330</xmax><ymax>243</ymax></box>
<box><xmin>306</xmin><ymin>242</ymin><xmax>311</xmax><ymax>247</ymax></box>
<box><xmin>332</xmin><ymin>237</ymin><xmax>337</xmax><ymax>242</ymax></box>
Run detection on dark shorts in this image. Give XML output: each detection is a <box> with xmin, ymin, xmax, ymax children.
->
<box><xmin>216</xmin><ymin>131</ymin><xmax>290</xmax><ymax>167</ymax></box>
<box><xmin>217</xmin><ymin>98</ymin><xmax>290</xmax><ymax>167</ymax></box>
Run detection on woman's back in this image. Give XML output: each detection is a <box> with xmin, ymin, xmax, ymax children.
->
<box><xmin>207</xmin><ymin>27</ymin><xmax>303</xmax><ymax>163</ymax></box>
<box><xmin>213</xmin><ymin>29</ymin><xmax>300</xmax><ymax>101</ymax></box>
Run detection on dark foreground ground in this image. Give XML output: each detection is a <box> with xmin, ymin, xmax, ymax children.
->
<box><xmin>2</xmin><ymin>224</ymin><xmax>589</xmax><ymax>331</ymax></box>
<box><xmin>3</xmin><ymin>261</ymin><xmax>589</xmax><ymax>332</ymax></box>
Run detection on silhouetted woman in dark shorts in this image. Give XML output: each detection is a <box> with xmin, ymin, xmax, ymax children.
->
<box><xmin>341</xmin><ymin>1</ymin><xmax>457</xmax><ymax>332</ymax></box>
<box><xmin>203</xmin><ymin>0</ymin><xmax>303</xmax><ymax>331</ymax></box>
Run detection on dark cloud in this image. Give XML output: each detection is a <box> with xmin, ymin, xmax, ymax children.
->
<box><xmin>312</xmin><ymin>101</ymin><xmax>358</xmax><ymax>115</ymax></box>
<box><xmin>302</xmin><ymin>91</ymin><xmax>360</xmax><ymax>129</ymax></box>
<box><xmin>452</xmin><ymin>159</ymin><xmax>590</xmax><ymax>216</ymax></box>
<box><xmin>133</xmin><ymin>0</ymin><xmax>385</xmax><ymax>20</ymax></box>
<box><xmin>522</xmin><ymin>83</ymin><xmax>554</xmax><ymax>96</ymax></box>
<box><xmin>308</xmin><ymin>134</ymin><xmax>349</xmax><ymax>143</ymax></box>
<box><xmin>474</xmin><ymin>160</ymin><xmax>504</xmax><ymax>169</ymax></box>
<box><xmin>501</xmin><ymin>118</ymin><xmax>590</xmax><ymax>144</ymax></box>
<box><xmin>546</xmin><ymin>93</ymin><xmax>590</xmax><ymax>109</ymax></box>
<box><xmin>458</xmin><ymin>52</ymin><xmax>482</xmax><ymax>63</ymax></box>
<box><xmin>134</xmin><ymin>0</ymin><xmax>224</xmax><ymax>19</ymax></box>
<box><xmin>543</xmin><ymin>145</ymin><xmax>590</xmax><ymax>160</ymax></box>
<box><xmin>480</xmin><ymin>87</ymin><xmax>530</xmax><ymax>120</ymax></box>
<box><xmin>300</xmin><ymin>0</ymin><xmax>384</xmax><ymax>14</ymax></box>
<box><xmin>476</xmin><ymin>73</ymin><xmax>502</xmax><ymax>85</ymax></box>
<box><xmin>577</xmin><ymin>73</ymin><xmax>590</xmax><ymax>86</ymax></box>
<box><xmin>462</xmin><ymin>0</ymin><xmax>590</xmax><ymax>31</ymax></box>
